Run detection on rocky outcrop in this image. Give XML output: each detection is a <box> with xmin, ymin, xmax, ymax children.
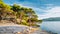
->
<box><xmin>0</xmin><ymin>25</ymin><xmax>51</xmax><ymax>34</ymax></box>
<box><xmin>0</xmin><ymin>25</ymin><xmax>28</xmax><ymax>34</ymax></box>
<box><xmin>0</xmin><ymin>26</ymin><xmax>35</xmax><ymax>34</ymax></box>
<box><xmin>0</xmin><ymin>20</ymin><xmax>51</xmax><ymax>34</ymax></box>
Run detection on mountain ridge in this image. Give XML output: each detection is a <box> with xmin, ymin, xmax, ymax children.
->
<box><xmin>42</xmin><ymin>17</ymin><xmax>60</xmax><ymax>21</ymax></box>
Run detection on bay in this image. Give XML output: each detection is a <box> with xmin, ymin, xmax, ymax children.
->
<box><xmin>40</xmin><ymin>21</ymin><xmax>60</xmax><ymax>34</ymax></box>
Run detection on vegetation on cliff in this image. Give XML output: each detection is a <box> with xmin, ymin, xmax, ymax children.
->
<box><xmin>0</xmin><ymin>0</ymin><xmax>42</xmax><ymax>26</ymax></box>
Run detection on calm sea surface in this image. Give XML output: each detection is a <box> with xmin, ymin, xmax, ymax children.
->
<box><xmin>40</xmin><ymin>21</ymin><xmax>60</xmax><ymax>34</ymax></box>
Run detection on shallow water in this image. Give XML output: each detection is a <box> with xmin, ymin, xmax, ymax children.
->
<box><xmin>40</xmin><ymin>21</ymin><xmax>60</xmax><ymax>34</ymax></box>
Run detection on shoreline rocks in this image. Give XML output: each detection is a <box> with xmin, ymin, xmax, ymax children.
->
<box><xmin>0</xmin><ymin>23</ymin><xmax>51</xmax><ymax>34</ymax></box>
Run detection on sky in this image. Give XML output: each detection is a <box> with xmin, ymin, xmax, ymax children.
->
<box><xmin>3</xmin><ymin>0</ymin><xmax>60</xmax><ymax>19</ymax></box>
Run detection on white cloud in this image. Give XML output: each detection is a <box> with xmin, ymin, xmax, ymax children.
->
<box><xmin>40</xmin><ymin>4</ymin><xmax>55</xmax><ymax>10</ymax></box>
<box><xmin>9</xmin><ymin>3</ymin><xmax>60</xmax><ymax>20</ymax></box>
<box><xmin>14</xmin><ymin>4</ymin><xmax>60</xmax><ymax>20</ymax></box>
<box><xmin>38</xmin><ymin>6</ymin><xmax>60</xmax><ymax>19</ymax></box>
<box><xmin>18</xmin><ymin>4</ymin><xmax>60</xmax><ymax>20</ymax></box>
<box><xmin>46</xmin><ymin>4</ymin><xmax>54</xmax><ymax>9</ymax></box>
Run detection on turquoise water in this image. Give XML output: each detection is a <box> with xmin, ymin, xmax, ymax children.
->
<box><xmin>41</xmin><ymin>21</ymin><xmax>60</xmax><ymax>34</ymax></box>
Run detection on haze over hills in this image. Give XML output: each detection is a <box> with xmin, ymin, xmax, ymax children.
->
<box><xmin>42</xmin><ymin>17</ymin><xmax>60</xmax><ymax>21</ymax></box>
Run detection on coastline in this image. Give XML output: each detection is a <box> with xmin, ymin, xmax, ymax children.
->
<box><xmin>0</xmin><ymin>23</ymin><xmax>52</xmax><ymax>34</ymax></box>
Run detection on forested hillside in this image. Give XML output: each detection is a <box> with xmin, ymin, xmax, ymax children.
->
<box><xmin>0</xmin><ymin>0</ymin><xmax>42</xmax><ymax>26</ymax></box>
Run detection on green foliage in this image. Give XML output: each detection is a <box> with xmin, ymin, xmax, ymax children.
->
<box><xmin>21</xmin><ymin>22</ymin><xmax>29</xmax><ymax>26</ymax></box>
<box><xmin>11</xmin><ymin>4</ymin><xmax>21</xmax><ymax>12</ymax></box>
<box><xmin>0</xmin><ymin>0</ymin><xmax>3</xmax><ymax>2</ymax></box>
<box><xmin>0</xmin><ymin>2</ymin><xmax>5</xmax><ymax>8</ymax></box>
<box><xmin>38</xmin><ymin>20</ymin><xmax>42</xmax><ymax>23</ymax></box>
<box><xmin>0</xmin><ymin>0</ymin><xmax>41</xmax><ymax>27</ymax></box>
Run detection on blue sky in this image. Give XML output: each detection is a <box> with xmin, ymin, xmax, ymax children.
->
<box><xmin>3</xmin><ymin>0</ymin><xmax>60</xmax><ymax>19</ymax></box>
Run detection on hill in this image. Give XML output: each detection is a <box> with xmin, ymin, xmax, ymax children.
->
<box><xmin>0</xmin><ymin>0</ymin><xmax>41</xmax><ymax>27</ymax></box>
<box><xmin>42</xmin><ymin>17</ymin><xmax>60</xmax><ymax>21</ymax></box>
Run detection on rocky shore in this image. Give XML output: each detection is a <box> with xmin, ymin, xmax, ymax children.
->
<box><xmin>0</xmin><ymin>23</ymin><xmax>52</xmax><ymax>34</ymax></box>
